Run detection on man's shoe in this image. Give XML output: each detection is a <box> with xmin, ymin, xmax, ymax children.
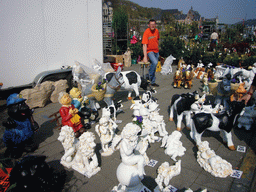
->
<box><xmin>151</xmin><ymin>83</ymin><xmax>159</xmax><ymax>87</ymax></box>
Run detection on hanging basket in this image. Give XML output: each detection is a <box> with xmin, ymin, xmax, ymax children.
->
<box><xmin>91</xmin><ymin>83</ymin><xmax>107</xmax><ymax>101</ymax></box>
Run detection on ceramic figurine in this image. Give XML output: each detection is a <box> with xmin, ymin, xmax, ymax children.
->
<box><xmin>72</xmin><ymin>132</ymin><xmax>101</xmax><ymax>178</ymax></box>
<box><xmin>130</xmin><ymin>96</ymin><xmax>142</xmax><ymax>117</ymax></box>
<box><xmin>113</xmin><ymin>123</ymin><xmax>149</xmax><ymax>191</ymax></box>
<box><xmin>230</xmin><ymin>82</ymin><xmax>247</xmax><ymax>102</ymax></box>
<box><xmin>104</xmin><ymin>70</ymin><xmax>149</xmax><ymax>100</ymax></box>
<box><xmin>95</xmin><ymin>107</ymin><xmax>120</xmax><ymax>156</ymax></box>
<box><xmin>148</xmin><ymin>102</ymin><xmax>168</xmax><ymax>137</ymax></box>
<box><xmin>214</xmin><ymin>74</ymin><xmax>232</xmax><ymax>110</ymax></box>
<box><xmin>69</xmin><ymin>87</ymin><xmax>83</xmax><ymax>110</ymax></box>
<box><xmin>237</xmin><ymin>105</ymin><xmax>256</xmax><ymax>130</ymax></box>
<box><xmin>155</xmin><ymin>160</ymin><xmax>181</xmax><ymax>191</ymax></box>
<box><xmin>161</xmin><ymin>131</ymin><xmax>186</xmax><ymax>161</ymax></box>
<box><xmin>197</xmin><ymin>141</ymin><xmax>233</xmax><ymax>178</ymax></box>
<box><xmin>173</xmin><ymin>69</ymin><xmax>183</xmax><ymax>88</ymax></box>
<box><xmin>58</xmin><ymin>125</ymin><xmax>78</xmax><ymax>168</ymax></box>
<box><xmin>141</xmin><ymin>89</ymin><xmax>157</xmax><ymax>105</ymax></box>
<box><xmin>184</xmin><ymin>70</ymin><xmax>194</xmax><ymax>89</ymax></box>
<box><xmin>69</xmin><ymin>88</ymin><xmax>92</xmax><ymax>129</ymax></box>
<box><xmin>58</xmin><ymin>92</ymin><xmax>86</xmax><ymax>138</ymax></box>
<box><xmin>160</xmin><ymin>55</ymin><xmax>176</xmax><ymax>75</ymax></box>
<box><xmin>2</xmin><ymin>93</ymin><xmax>39</xmax><ymax>158</ymax></box>
<box><xmin>190</xmin><ymin>101</ymin><xmax>245</xmax><ymax>150</ymax></box>
<box><xmin>140</xmin><ymin>105</ymin><xmax>160</xmax><ymax>143</ymax></box>
<box><xmin>202</xmin><ymin>73</ymin><xmax>210</xmax><ymax>94</ymax></box>
<box><xmin>169</xmin><ymin>91</ymin><xmax>199</xmax><ymax>131</ymax></box>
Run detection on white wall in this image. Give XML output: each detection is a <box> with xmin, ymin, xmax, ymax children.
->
<box><xmin>0</xmin><ymin>0</ymin><xmax>102</xmax><ymax>89</ymax></box>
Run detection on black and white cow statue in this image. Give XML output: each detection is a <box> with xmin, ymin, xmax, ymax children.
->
<box><xmin>169</xmin><ymin>91</ymin><xmax>199</xmax><ymax>131</ymax></box>
<box><xmin>190</xmin><ymin>101</ymin><xmax>245</xmax><ymax>151</ymax></box>
<box><xmin>104</xmin><ymin>70</ymin><xmax>149</xmax><ymax>100</ymax></box>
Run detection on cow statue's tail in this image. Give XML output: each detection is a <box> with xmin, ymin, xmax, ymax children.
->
<box><xmin>140</xmin><ymin>77</ymin><xmax>150</xmax><ymax>90</ymax></box>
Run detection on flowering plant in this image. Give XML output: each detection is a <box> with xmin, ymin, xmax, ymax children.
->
<box><xmin>96</xmin><ymin>79</ymin><xmax>106</xmax><ymax>91</ymax></box>
<box><xmin>133</xmin><ymin>116</ymin><xmax>143</xmax><ymax>128</ymax></box>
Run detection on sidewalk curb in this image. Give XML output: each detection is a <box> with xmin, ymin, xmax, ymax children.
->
<box><xmin>230</xmin><ymin>148</ymin><xmax>256</xmax><ymax>192</ymax></box>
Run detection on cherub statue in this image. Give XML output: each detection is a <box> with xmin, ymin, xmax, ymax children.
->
<box><xmin>197</xmin><ymin>141</ymin><xmax>233</xmax><ymax>178</ymax></box>
<box><xmin>95</xmin><ymin>108</ymin><xmax>120</xmax><ymax>156</ymax></box>
<box><xmin>72</xmin><ymin>132</ymin><xmax>101</xmax><ymax>178</ymax></box>
<box><xmin>161</xmin><ymin>131</ymin><xmax>186</xmax><ymax>161</ymax></box>
<box><xmin>120</xmin><ymin>123</ymin><xmax>145</xmax><ymax>179</ymax></box>
<box><xmin>58</xmin><ymin>125</ymin><xmax>78</xmax><ymax>168</ymax></box>
<box><xmin>58</xmin><ymin>92</ymin><xmax>86</xmax><ymax>138</ymax></box>
<box><xmin>148</xmin><ymin>102</ymin><xmax>168</xmax><ymax>137</ymax></box>
<box><xmin>155</xmin><ymin>160</ymin><xmax>181</xmax><ymax>191</ymax></box>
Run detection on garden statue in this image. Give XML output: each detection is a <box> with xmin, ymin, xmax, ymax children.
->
<box><xmin>58</xmin><ymin>92</ymin><xmax>86</xmax><ymax>138</ymax></box>
<box><xmin>148</xmin><ymin>102</ymin><xmax>168</xmax><ymax>137</ymax></box>
<box><xmin>173</xmin><ymin>69</ymin><xmax>183</xmax><ymax>88</ymax></box>
<box><xmin>95</xmin><ymin>107</ymin><xmax>120</xmax><ymax>156</ymax></box>
<box><xmin>190</xmin><ymin>101</ymin><xmax>245</xmax><ymax>150</ymax></box>
<box><xmin>2</xmin><ymin>93</ymin><xmax>39</xmax><ymax>158</ymax></box>
<box><xmin>169</xmin><ymin>91</ymin><xmax>199</xmax><ymax>131</ymax></box>
<box><xmin>184</xmin><ymin>70</ymin><xmax>194</xmax><ymax>89</ymax></box>
<box><xmin>161</xmin><ymin>131</ymin><xmax>186</xmax><ymax>161</ymax></box>
<box><xmin>130</xmin><ymin>96</ymin><xmax>142</xmax><ymax>117</ymax></box>
<box><xmin>155</xmin><ymin>160</ymin><xmax>181</xmax><ymax>191</ymax></box>
<box><xmin>197</xmin><ymin>141</ymin><xmax>233</xmax><ymax>178</ymax></box>
<box><xmin>69</xmin><ymin>87</ymin><xmax>92</xmax><ymax>128</ymax></box>
<box><xmin>160</xmin><ymin>55</ymin><xmax>176</xmax><ymax>75</ymax></box>
<box><xmin>72</xmin><ymin>132</ymin><xmax>101</xmax><ymax>178</ymax></box>
<box><xmin>141</xmin><ymin>89</ymin><xmax>157</xmax><ymax>105</ymax></box>
<box><xmin>58</xmin><ymin>125</ymin><xmax>78</xmax><ymax>168</ymax></box>
<box><xmin>214</xmin><ymin>73</ymin><xmax>232</xmax><ymax>110</ymax></box>
<box><xmin>237</xmin><ymin>105</ymin><xmax>256</xmax><ymax>131</ymax></box>
<box><xmin>202</xmin><ymin>73</ymin><xmax>210</xmax><ymax>94</ymax></box>
<box><xmin>69</xmin><ymin>87</ymin><xmax>83</xmax><ymax>110</ymax></box>
<box><xmin>114</xmin><ymin>123</ymin><xmax>149</xmax><ymax>191</ymax></box>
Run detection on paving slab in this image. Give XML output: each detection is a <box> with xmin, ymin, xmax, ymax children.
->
<box><xmin>0</xmin><ymin>64</ymin><xmax>256</xmax><ymax>192</ymax></box>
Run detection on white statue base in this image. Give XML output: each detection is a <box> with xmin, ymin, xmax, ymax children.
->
<box><xmin>115</xmin><ymin>162</ymin><xmax>151</xmax><ymax>192</ymax></box>
<box><xmin>100</xmin><ymin>148</ymin><xmax>114</xmax><ymax>156</ymax></box>
<box><xmin>72</xmin><ymin>165</ymin><xmax>101</xmax><ymax>178</ymax></box>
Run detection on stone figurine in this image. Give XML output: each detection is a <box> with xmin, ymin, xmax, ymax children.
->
<box><xmin>114</xmin><ymin>123</ymin><xmax>148</xmax><ymax>191</ymax></box>
<box><xmin>72</xmin><ymin>132</ymin><xmax>101</xmax><ymax>178</ymax></box>
<box><xmin>58</xmin><ymin>125</ymin><xmax>78</xmax><ymax>168</ymax></box>
<box><xmin>155</xmin><ymin>160</ymin><xmax>181</xmax><ymax>191</ymax></box>
<box><xmin>197</xmin><ymin>141</ymin><xmax>233</xmax><ymax>178</ymax></box>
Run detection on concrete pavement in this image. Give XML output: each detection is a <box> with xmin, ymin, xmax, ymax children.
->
<box><xmin>0</xmin><ymin>64</ymin><xmax>256</xmax><ymax>192</ymax></box>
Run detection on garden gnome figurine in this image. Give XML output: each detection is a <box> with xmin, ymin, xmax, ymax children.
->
<box><xmin>58</xmin><ymin>92</ymin><xmax>86</xmax><ymax>138</ymax></box>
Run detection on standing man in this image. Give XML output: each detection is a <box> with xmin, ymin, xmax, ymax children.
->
<box><xmin>142</xmin><ymin>19</ymin><xmax>160</xmax><ymax>87</ymax></box>
<box><xmin>210</xmin><ymin>29</ymin><xmax>219</xmax><ymax>51</ymax></box>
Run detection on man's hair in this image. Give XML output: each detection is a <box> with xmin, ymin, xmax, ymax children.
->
<box><xmin>148</xmin><ymin>19</ymin><xmax>156</xmax><ymax>24</ymax></box>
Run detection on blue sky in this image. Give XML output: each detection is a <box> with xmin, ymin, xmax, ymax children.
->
<box><xmin>129</xmin><ymin>0</ymin><xmax>255</xmax><ymax>24</ymax></box>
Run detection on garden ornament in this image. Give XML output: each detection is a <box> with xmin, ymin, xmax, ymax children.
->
<box><xmin>160</xmin><ymin>55</ymin><xmax>176</xmax><ymax>75</ymax></box>
<box><xmin>2</xmin><ymin>93</ymin><xmax>39</xmax><ymax>158</ymax></box>
<box><xmin>197</xmin><ymin>141</ymin><xmax>233</xmax><ymax>178</ymax></box>
<box><xmin>190</xmin><ymin>101</ymin><xmax>245</xmax><ymax>150</ymax></box>
<box><xmin>72</xmin><ymin>132</ymin><xmax>101</xmax><ymax>178</ymax></box>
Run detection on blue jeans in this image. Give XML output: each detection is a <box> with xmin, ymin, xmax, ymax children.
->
<box><xmin>147</xmin><ymin>52</ymin><xmax>159</xmax><ymax>84</ymax></box>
